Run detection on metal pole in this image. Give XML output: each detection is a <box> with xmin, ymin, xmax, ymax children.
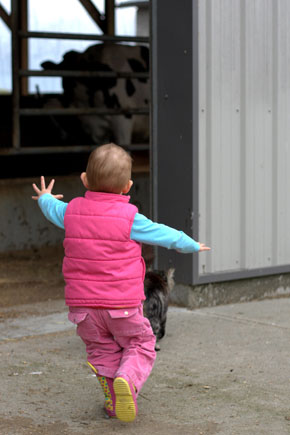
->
<box><xmin>11</xmin><ymin>0</ymin><xmax>21</xmax><ymax>149</ymax></box>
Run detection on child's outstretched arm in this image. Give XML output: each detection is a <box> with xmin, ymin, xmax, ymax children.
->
<box><xmin>32</xmin><ymin>176</ymin><xmax>67</xmax><ymax>229</ymax></box>
<box><xmin>131</xmin><ymin>213</ymin><xmax>210</xmax><ymax>253</ymax></box>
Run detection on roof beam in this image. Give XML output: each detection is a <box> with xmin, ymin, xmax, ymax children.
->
<box><xmin>0</xmin><ymin>3</ymin><xmax>11</xmax><ymax>29</ymax></box>
<box><xmin>78</xmin><ymin>0</ymin><xmax>106</xmax><ymax>33</ymax></box>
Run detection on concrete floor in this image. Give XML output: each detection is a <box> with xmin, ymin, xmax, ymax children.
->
<box><xmin>1</xmin><ymin>297</ymin><xmax>290</xmax><ymax>434</ymax></box>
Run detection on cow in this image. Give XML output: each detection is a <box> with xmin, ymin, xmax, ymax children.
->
<box><xmin>41</xmin><ymin>43</ymin><xmax>150</xmax><ymax>146</ymax></box>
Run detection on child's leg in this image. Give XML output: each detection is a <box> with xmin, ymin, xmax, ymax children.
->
<box><xmin>106</xmin><ymin>305</ymin><xmax>156</xmax><ymax>393</ymax></box>
<box><xmin>97</xmin><ymin>375</ymin><xmax>116</xmax><ymax>417</ymax></box>
<box><xmin>105</xmin><ymin>305</ymin><xmax>156</xmax><ymax>422</ymax></box>
<box><xmin>68</xmin><ymin>308</ymin><xmax>123</xmax><ymax>379</ymax></box>
<box><xmin>68</xmin><ymin>306</ymin><xmax>156</xmax><ymax>421</ymax></box>
<box><xmin>68</xmin><ymin>308</ymin><xmax>123</xmax><ymax>417</ymax></box>
<box><xmin>87</xmin><ymin>362</ymin><xmax>116</xmax><ymax>417</ymax></box>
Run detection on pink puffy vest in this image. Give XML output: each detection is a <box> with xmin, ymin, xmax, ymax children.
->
<box><xmin>63</xmin><ymin>191</ymin><xmax>145</xmax><ymax>307</ymax></box>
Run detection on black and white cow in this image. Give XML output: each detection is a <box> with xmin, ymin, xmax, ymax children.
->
<box><xmin>41</xmin><ymin>43</ymin><xmax>150</xmax><ymax>145</ymax></box>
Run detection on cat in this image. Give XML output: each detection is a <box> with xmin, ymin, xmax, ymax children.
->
<box><xmin>143</xmin><ymin>268</ymin><xmax>175</xmax><ymax>351</ymax></box>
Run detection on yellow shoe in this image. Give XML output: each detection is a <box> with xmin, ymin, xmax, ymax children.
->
<box><xmin>113</xmin><ymin>377</ymin><xmax>138</xmax><ymax>423</ymax></box>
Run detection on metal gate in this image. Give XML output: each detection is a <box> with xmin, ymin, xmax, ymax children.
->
<box><xmin>1</xmin><ymin>0</ymin><xmax>150</xmax><ymax>156</ymax></box>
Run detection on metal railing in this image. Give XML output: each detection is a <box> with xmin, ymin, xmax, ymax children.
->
<box><xmin>6</xmin><ymin>0</ymin><xmax>150</xmax><ymax>155</ymax></box>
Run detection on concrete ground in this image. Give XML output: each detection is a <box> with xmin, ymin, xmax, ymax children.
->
<box><xmin>1</xmin><ymin>296</ymin><xmax>290</xmax><ymax>435</ymax></box>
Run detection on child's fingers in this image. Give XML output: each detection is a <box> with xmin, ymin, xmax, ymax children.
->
<box><xmin>199</xmin><ymin>243</ymin><xmax>211</xmax><ymax>251</ymax></box>
<box><xmin>31</xmin><ymin>195</ymin><xmax>39</xmax><ymax>200</ymax></box>
<box><xmin>40</xmin><ymin>176</ymin><xmax>46</xmax><ymax>191</ymax></box>
<box><xmin>54</xmin><ymin>194</ymin><xmax>64</xmax><ymax>199</ymax></box>
<box><xmin>32</xmin><ymin>183</ymin><xmax>40</xmax><ymax>194</ymax></box>
<box><xmin>47</xmin><ymin>178</ymin><xmax>55</xmax><ymax>192</ymax></box>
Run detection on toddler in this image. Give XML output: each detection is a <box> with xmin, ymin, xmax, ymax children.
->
<box><xmin>32</xmin><ymin>143</ymin><xmax>210</xmax><ymax>422</ymax></box>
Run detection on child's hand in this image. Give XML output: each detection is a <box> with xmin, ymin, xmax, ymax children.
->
<box><xmin>32</xmin><ymin>176</ymin><xmax>64</xmax><ymax>201</ymax></box>
<box><xmin>198</xmin><ymin>243</ymin><xmax>211</xmax><ymax>251</ymax></box>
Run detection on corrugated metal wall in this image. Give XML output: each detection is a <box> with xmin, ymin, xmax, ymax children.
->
<box><xmin>198</xmin><ymin>0</ymin><xmax>290</xmax><ymax>278</ymax></box>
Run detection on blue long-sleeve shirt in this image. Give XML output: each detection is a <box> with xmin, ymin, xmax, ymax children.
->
<box><xmin>38</xmin><ymin>193</ymin><xmax>200</xmax><ymax>253</ymax></box>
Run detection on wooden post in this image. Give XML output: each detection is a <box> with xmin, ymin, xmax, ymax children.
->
<box><xmin>105</xmin><ymin>0</ymin><xmax>115</xmax><ymax>36</ymax></box>
<box><xmin>11</xmin><ymin>0</ymin><xmax>20</xmax><ymax>148</ymax></box>
<box><xmin>19</xmin><ymin>0</ymin><xmax>28</xmax><ymax>95</ymax></box>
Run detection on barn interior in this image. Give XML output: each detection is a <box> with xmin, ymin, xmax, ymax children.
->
<box><xmin>0</xmin><ymin>0</ymin><xmax>153</xmax><ymax>305</ymax></box>
<box><xmin>0</xmin><ymin>0</ymin><xmax>150</xmax><ymax>183</ymax></box>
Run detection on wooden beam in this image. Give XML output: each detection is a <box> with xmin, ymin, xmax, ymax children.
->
<box><xmin>78</xmin><ymin>0</ymin><xmax>106</xmax><ymax>33</ymax></box>
<box><xmin>105</xmin><ymin>0</ymin><xmax>115</xmax><ymax>35</ymax></box>
<box><xmin>0</xmin><ymin>3</ymin><xmax>11</xmax><ymax>28</ymax></box>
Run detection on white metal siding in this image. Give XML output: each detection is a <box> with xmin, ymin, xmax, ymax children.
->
<box><xmin>198</xmin><ymin>0</ymin><xmax>290</xmax><ymax>276</ymax></box>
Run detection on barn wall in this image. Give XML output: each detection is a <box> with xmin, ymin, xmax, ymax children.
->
<box><xmin>198</xmin><ymin>0</ymin><xmax>290</xmax><ymax>278</ymax></box>
<box><xmin>0</xmin><ymin>177</ymin><xmax>81</xmax><ymax>252</ymax></box>
<box><xmin>0</xmin><ymin>174</ymin><xmax>149</xmax><ymax>252</ymax></box>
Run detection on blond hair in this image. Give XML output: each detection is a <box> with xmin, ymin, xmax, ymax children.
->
<box><xmin>86</xmin><ymin>143</ymin><xmax>132</xmax><ymax>193</ymax></box>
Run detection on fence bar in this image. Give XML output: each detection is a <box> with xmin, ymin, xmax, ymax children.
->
<box><xmin>115</xmin><ymin>1</ymin><xmax>150</xmax><ymax>9</ymax></box>
<box><xmin>19</xmin><ymin>69</ymin><xmax>149</xmax><ymax>79</ymax></box>
<box><xmin>19</xmin><ymin>107</ymin><xmax>149</xmax><ymax>116</ymax></box>
<box><xmin>0</xmin><ymin>144</ymin><xmax>149</xmax><ymax>155</ymax></box>
<box><xmin>116</xmin><ymin>1</ymin><xmax>149</xmax><ymax>8</ymax></box>
<box><xmin>19</xmin><ymin>30</ymin><xmax>149</xmax><ymax>43</ymax></box>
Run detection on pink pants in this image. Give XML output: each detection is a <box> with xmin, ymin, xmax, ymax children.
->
<box><xmin>68</xmin><ymin>305</ymin><xmax>156</xmax><ymax>392</ymax></box>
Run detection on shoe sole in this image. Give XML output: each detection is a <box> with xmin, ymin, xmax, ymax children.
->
<box><xmin>113</xmin><ymin>377</ymin><xmax>137</xmax><ymax>422</ymax></box>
